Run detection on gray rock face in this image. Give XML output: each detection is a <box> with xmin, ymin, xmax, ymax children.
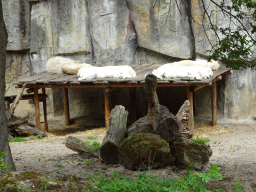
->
<box><xmin>3</xmin><ymin>0</ymin><xmax>256</xmax><ymax>120</ymax></box>
<box><xmin>171</xmin><ymin>137</ymin><xmax>212</xmax><ymax>170</ymax></box>
<box><xmin>129</xmin><ymin>0</ymin><xmax>194</xmax><ymax>59</ymax></box>
<box><xmin>2</xmin><ymin>0</ymin><xmax>30</xmax><ymax>51</ymax></box>
<box><xmin>51</xmin><ymin>0</ymin><xmax>91</xmax><ymax>54</ymax></box>
<box><xmin>87</xmin><ymin>0</ymin><xmax>137</xmax><ymax>66</ymax></box>
<box><xmin>192</xmin><ymin>0</ymin><xmax>217</xmax><ymax>56</ymax></box>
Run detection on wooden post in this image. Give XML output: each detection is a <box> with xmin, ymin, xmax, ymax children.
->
<box><xmin>211</xmin><ymin>82</ymin><xmax>217</xmax><ymax>126</ymax></box>
<box><xmin>63</xmin><ymin>88</ymin><xmax>70</xmax><ymax>126</ymax></box>
<box><xmin>42</xmin><ymin>88</ymin><xmax>48</xmax><ymax>132</ymax></box>
<box><xmin>130</xmin><ymin>87</ymin><xmax>137</xmax><ymax>124</ymax></box>
<box><xmin>103</xmin><ymin>88</ymin><xmax>110</xmax><ymax>128</ymax></box>
<box><xmin>34</xmin><ymin>87</ymin><xmax>41</xmax><ymax>130</ymax></box>
<box><xmin>186</xmin><ymin>86</ymin><xmax>194</xmax><ymax>135</ymax></box>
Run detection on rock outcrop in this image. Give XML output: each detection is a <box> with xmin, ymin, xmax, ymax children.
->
<box><xmin>3</xmin><ymin>0</ymin><xmax>256</xmax><ymax>121</ymax></box>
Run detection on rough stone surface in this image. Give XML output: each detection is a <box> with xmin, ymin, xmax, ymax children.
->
<box><xmin>223</xmin><ymin>69</ymin><xmax>256</xmax><ymax>119</ymax></box>
<box><xmin>2</xmin><ymin>0</ymin><xmax>256</xmax><ymax>121</ymax></box>
<box><xmin>119</xmin><ymin>133</ymin><xmax>174</xmax><ymax>171</ymax></box>
<box><xmin>2</xmin><ymin>0</ymin><xmax>30</xmax><ymax>51</ymax></box>
<box><xmin>192</xmin><ymin>0</ymin><xmax>217</xmax><ymax>56</ymax></box>
<box><xmin>51</xmin><ymin>0</ymin><xmax>91</xmax><ymax>54</ymax></box>
<box><xmin>171</xmin><ymin>137</ymin><xmax>212</xmax><ymax>171</ymax></box>
<box><xmin>129</xmin><ymin>0</ymin><xmax>194</xmax><ymax>59</ymax></box>
<box><xmin>87</xmin><ymin>0</ymin><xmax>137</xmax><ymax>66</ymax></box>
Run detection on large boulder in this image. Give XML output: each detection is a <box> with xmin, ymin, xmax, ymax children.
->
<box><xmin>119</xmin><ymin>133</ymin><xmax>174</xmax><ymax>171</ymax></box>
<box><xmin>171</xmin><ymin>137</ymin><xmax>212</xmax><ymax>170</ymax></box>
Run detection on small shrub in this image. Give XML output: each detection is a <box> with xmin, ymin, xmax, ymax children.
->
<box><xmin>191</xmin><ymin>138</ymin><xmax>210</xmax><ymax>144</ymax></box>
<box><xmin>91</xmin><ymin>141</ymin><xmax>100</xmax><ymax>146</ymax></box>
<box><xmin>36</xmin><ymin>134</ymin><xmax>43</xmax><ymax>139</ymax></box>
<box><xmin>54</xmin><ymin>164</ymin><xmax>64</xmax><ymax>168</ymax></box>
<box><xmin>0</xmin><ymin>152</ymin><xmax>9</xmax><ymax>170</ymax></box>
<box><xmin>8</xmin><ymin>137</ymin><xmax>26</xmax><ymax>142</ymax></box>
<box><xmin>85</xmin><ymin>159</ymin><xmax>92</xmax><ymax>164</ymax></box>
<box><xmin>87</xmin><ymin>136</ymin><xmax>96</xmax><ymax>140</ymax></box>
<box><xmin>85</xmin><ymin>141</ymin><xmax>90</xmax><ymax>144</ymax></box>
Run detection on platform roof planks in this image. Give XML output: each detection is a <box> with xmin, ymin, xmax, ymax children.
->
<box><xmin>13</xmin><ymin>63</ymin><xmax>231</xmax><ymax>133</ymax></box>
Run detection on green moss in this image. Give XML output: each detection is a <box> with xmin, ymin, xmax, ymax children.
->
<box><xmin>0</xmin><ymin>173</ymin><xmax>18</xmax><ymax>191</ymax></box>
<box><xmin>119</xmin><ymin>133</ymin><xmax>173</xmax><ymax>170</ymax></box>
<box><xmin>18</xmin><ymin>171</ymin><xmax>44</xmax><ymax>180</ymax></box>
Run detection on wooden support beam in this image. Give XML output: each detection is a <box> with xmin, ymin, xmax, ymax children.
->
<box><xmin>186</xmin><ymin>86</ymin><xmax>194</xmax><ymax>136</ymax></box>
<box><xmin>130</xmin><ymin>87</ymin><xmax>137</xmax><ymax>124</ymax></box>
<box><xmin>211</xmin><ymin>82</ymin><xmax>217</xmax><ymax>126</ymax></box>
<box><xmin>34</xmin><ymin>87</ymin><xmax>41</xmax><ymax>130</ymax></box>
<box><xmin>103</xmin><ymin>88</ymin><xmax>110</xmax><ymax>128</ymax></box>
<box><xmin>63</xmin><ymin>88</ymin><xmax>70</xmax><ymax>126</ymax></box>
<box><xmin>6</xmin><ymin>84</ymin><xmax>26</xmax><ymax>120</ymax></box>
<box><xmin>42</xmin><ymin>88</ymin><xmax>48</xmax><ymax>132</ymax></box>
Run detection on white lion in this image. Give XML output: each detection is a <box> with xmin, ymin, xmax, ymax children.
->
<box><xmin>152</xmin><ymin>65</ymin><xmax>213</xmax><ymax>80</ymax></box>
<box><xmin>77</xmin><ymin>65</ymin><xmax>136</xmax><ymax>80</ymax></box>
<box><xmin>152</xmin><ymin>59</ymin><xmax>219</xmax><ymax>80</ymax></box>
<box><xmin>46</xmin><ymin>56</ymin><xmax>93</xmax><ymax>75</ymax></box>
<box><xmin>46</xmin><ymin>56</ymin><xmax>78</xmax><ymax>74</ymax></box>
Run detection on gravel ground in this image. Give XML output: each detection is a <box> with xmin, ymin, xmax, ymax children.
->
<box><xmin>8</xmin><ymin>116</ymin><xmax>256</xmax><ymax>191</ymax></box>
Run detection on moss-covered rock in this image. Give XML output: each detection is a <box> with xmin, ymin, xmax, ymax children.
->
<box><xmin>171</xmin><ymin>137</ymin><xmax>212</xmax><ymax>170</ymax></box>
<box><xmin>0</xmin><ymin>171</ymin><xmax>92</xmax><ymax>192</ymax></box>
<box><xmin>119</xmin><ymin>133</ymin><xmax>174</xmax><ymax>171</ymax></box>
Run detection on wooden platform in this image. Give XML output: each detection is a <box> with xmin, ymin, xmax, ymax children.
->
<box><xmin>13</xmin><ymin>63</ymin><xmax>231</xmax><ymax>134</ymax></box>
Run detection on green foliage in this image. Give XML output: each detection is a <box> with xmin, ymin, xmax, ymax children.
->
<box><xmin>54</xmin><ymin>164</ymin><xmax>64</xmax><ymax>168</ymax></box>
<box><xmin>85</xmin><ymin>141</ymin><xmax>90</xmax><ymax>144</ymax></box>
<box><xmin>91</xmin><ymin>141</ymin><xmax>101</xmax><ymax>146</ymax></box>
<box><xmin>85</xmin><ymin>165</ymin><xmax>227</xmax><ymax>192</ymax></box>
<box><xmin>85</xmin><ymin>159</ymin><xmax>92</xmax><ymax>164</ymax></box>
<box><xmin>0</xmin><ymin>152</ymin><xmax>10</xmax><ymax>170</ymax></box>
<box><xmin>191</xmin><ymin>138</ymin><xmax>210</xmax><ymax>144</ymax></box>
<box><xmin>87</xmin><ymin>136</ymin><xmax>96</xmax><ymax>140</ymax></box>
<box><xmin>36</xmin><ymin>134</ymin><xmax>43</xmax><ymax>139</ymax></box>
<box><xmin>8</xmin><ymin>137</ymin><xmax>26</xmax><ymax>142</ymax></box>
<box><xmin>207</xmin><ymin>0</ymin><xmax>256</xmax><ymax>69</ymax></box>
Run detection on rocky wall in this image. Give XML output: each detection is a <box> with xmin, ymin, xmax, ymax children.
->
<box><xmin>2</xmin><ymin>0</ymin><xmax>256</xmax><ymax>126</ymax></box>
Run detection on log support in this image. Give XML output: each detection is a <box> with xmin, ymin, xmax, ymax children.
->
<box><xmin>186</xmin><ymin>86</ymin><xmax>194</xmax><ymax>135</ymax></box>
<box><xmin>63</xmin><ymin>88</ymin><xmax>70</xmax><ymax>126</ymax></box>
<box><xmin>211</xmin><ymin>82</ymin><xmax>217</xmax><ymax>126</ymax></box>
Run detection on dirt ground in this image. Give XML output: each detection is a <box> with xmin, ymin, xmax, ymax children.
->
<box><xmin>8</xmin><ymin>115</ymin><xmax>256</xmax><ymax>191</ymax></box>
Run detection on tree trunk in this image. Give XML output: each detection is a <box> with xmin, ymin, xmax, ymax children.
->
<box><xmin>0</xmin><ymin>0</ymin><xmax>16</xmax><ymax>173</ymax></box>
<box><xmin>128</xmin><ymin>74</ymin><xmax>181</xmax><ymax>144</ymax></box>
<box><xmin>100</xmin><ymin>105</ymin><xmax>128</xmax><ymax>164</ymax></box>
<box><xmin>9</xmin><ymin>125</ymin><xmax>48</xmax><ymax>137</ymax></box>
<box><xmin>65</xmin><ymin>136</ymin><xmax>99</xmax><ymax>158</ymax></box>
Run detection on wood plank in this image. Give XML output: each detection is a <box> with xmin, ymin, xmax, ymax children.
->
<box><xmin>35</xmin><ymin>73</ymin><xmax>65</xmax><ymax>84</ymax></box>
<box><xmin>16</xmin><ymin>72</ymin><xmax>49</xmax><ymax>84</ymax></box>
<box><xmin>50</xmin><ymin>74</ymin><xmax>76</xmax><ymax>84</ymax></box>
<box><xmin>5</xmin><ymin>94</ymin><xmax>47</xmax><ymax>103</ymax></box>
<box><xmin>68</xmin><ymin>77</ymin><xmax>81</xmax><ymax>84</ymax></box>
